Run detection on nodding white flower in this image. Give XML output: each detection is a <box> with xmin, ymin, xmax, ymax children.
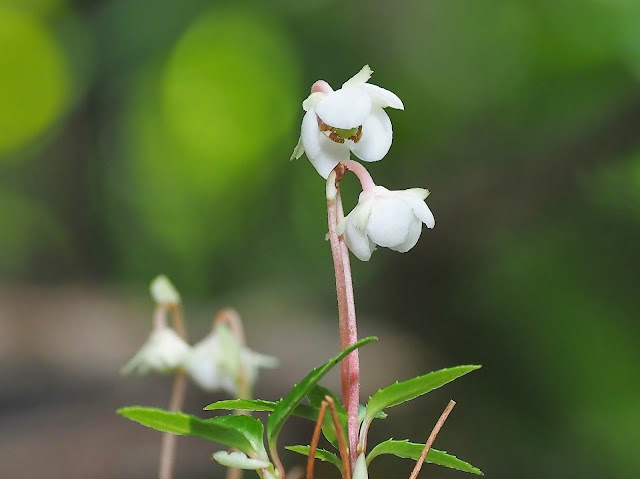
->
<box><xmin>352</xmin><ymin>454</ymin><xmax>369</xmax><ymax>479</ymax></box>
<box><xmin>184</xmin><ymin>323</ymin><xmax>278</xmax><ymax>395</ymax></box>
<box><xmin>121</xmin><ymin>324</ymin><xmax>191</xmax><ymax>375</ymax></box>
<box><xmin>338</xmin><ymin>186</ymin><xmax>435</xmax><ymax>261</ymax></box>
<box><xmin>291</xmin><ymin>65</ymin><xmax>404</xmax><ymax>178</ymax></box>
<box><xmin>211</xmin><ymin>451</ymin><xmax>271</xmax><ymax>470</ymax></box>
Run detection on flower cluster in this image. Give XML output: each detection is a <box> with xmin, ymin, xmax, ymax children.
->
<box><xmin>293</xmin><ymin>65</ymin><xmax>435</xmax><ymax>260</ymax></box>
<box><xmin>122</xmin><ymin>276</ymin><xmax>277</xmax><ymax>396</ymax></box>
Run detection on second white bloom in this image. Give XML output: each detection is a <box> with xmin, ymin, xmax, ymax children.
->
<box><xmin>338</xmin><ymin>186</ymin><xmax>435</xmax><ymax>261</ymax></box>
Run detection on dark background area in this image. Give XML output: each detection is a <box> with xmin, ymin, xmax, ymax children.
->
<box><xmin>1</xmin><ymin>0</ymin><xmax>639</xmax><ymax>478</ymax></box>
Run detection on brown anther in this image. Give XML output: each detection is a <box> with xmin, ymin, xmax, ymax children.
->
<box><xmin>319</xmin><ymin>122</ymin><xmax>333</xmax><ymax>132</ymax></box>
<box><xmin>349</xmin><ymin>125</ymin><xmax>363</xmax><ymax>143</ymax></box>
<box><xmin>328</xmin><ymin>131</ymin><xmax>346</xmax><ymax>143</ymax></box>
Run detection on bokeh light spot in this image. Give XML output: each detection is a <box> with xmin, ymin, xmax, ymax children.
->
<box><xmin>163</xmin><ymin>8</ymin><xmax>298</xmax><ymax>170</ymax></box>
<box><xmin>0</xmin><ymin>7</ymin><xmax>68</xmax><ymax>157</ymax></box>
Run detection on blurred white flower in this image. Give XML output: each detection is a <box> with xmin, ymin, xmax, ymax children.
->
<box><xmin>352</xmin><ymin>454</ymin><xmax>369</xmax><ymax>479</ymax></box>
<box><xmin>211</xmin><ymin>451</ymin><xmax>271</xmax><ymax>470</ymax></box>
<box><xmin>184</xmin><ymin>323</ymin><xmax>278</xmax><ymax>395</ymax></box>
<box><xmin>291</xmin><ymin>65</ymin><xmax>404</xmax><ymax>178</ymax></box>
<box><xmin>338</xmin><ymin>186</ymin><xmax>435</xmax><ymax>261</ymax></box>
<box><xmin>150</xmin><ymin>275</ymin><xmax>181</xmax><ymax>305</ymax></box>
<box><xmin>121</xmin><ymin>325</ymin><xmax>191</xmax><ymax>375</ymax></box>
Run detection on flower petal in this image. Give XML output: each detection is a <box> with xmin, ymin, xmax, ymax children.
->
<box><xmin>349</xmin><ymin>107</ymin><xmax>392</xmax><ymax>163</ymax></box>
<box><xmin>407</xmin><ymin>197</ymin><xmax>435</xmax><ymax>228</ymax></box>
<box><xmin>302</xmin><ymin>91</ymin><xmax>327</xmax><ymax>112</ymax></box>
<box><xmin>212</xmin><ymin>451</ymin><xmax>270</xmax><ymax>470</ymax></box>
<box><xmin>300</xmin><ymin>109</ymin><xmax>349</xmax><ymax>178</ymax></box>
<box><xmin>315</xmin><ymin>88</ymin><xmax>371</xmax><ymax>129</ymax></box>
<box><xmin>342</xmin><ymin>65</ymin><xmax>373</xmax><ymax>89</ymax></box>
<box><xmin>391</xmin><ymin>216</ymin><xmax>422</xmax><ymax>252</ymax></box>
<box><xmin>360</xmin><ymin>83</ymin><xmax>404</xmax><ymax>110</ymax></box>
<box><xmin>366</xmin><ymin>196</ymin><xmax>414</xmax><ymax>248</ymax></box>
<box><xmin>121</xmin><ymin>327</ymin><xmax>191</xmax><ymax>375</ymax></box>
<box><xmin>344</xmin><ymin>217</ymin><xmax>376</xmax><ymax>261</ymax></box>
<box><xmin>184</xmin><ymin>334</ymin><xmax>224</xmax><ymax>391</ymax></box>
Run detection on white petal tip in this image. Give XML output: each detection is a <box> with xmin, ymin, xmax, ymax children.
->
<box><xmin>343</xmin><ymin>65</ymin><xmax>373</xmax><ymax>88</ymax></box>
<box><xmin>150</xmin><ymin>275</ymin><xmax>180</xmax><ymax>305</ymax></box>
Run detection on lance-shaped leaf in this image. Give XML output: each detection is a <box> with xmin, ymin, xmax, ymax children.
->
<box><xmin>286</xmin><ymin>445</ymin><xmax>342</xmax><ymax>471</ymax></box>
<box><xmin>307</xmin><ymin>385</ymin><xmax>347</xmax><ymax>448</ymax></box>
<box><xmin>362</xmin><ymin>365</ymin><xmax>480</xmax><ymax>428</ymax></box>
<box><xmin>367</xmin><ymin>439</ymin><xmax>483</xmax><ymax>475</ymax></box>
<box><xmin>204</xmin><ymin>399</ymin><xmax>278</xmax><ymax>412</ymax></box>
<box><xmin>266</xmin><ymin>337</ymin><xmax>377</xmax><ymax>452</ymax></box>
<box><xmin>117</xmin><ymin>407</ymin><xmax>255</xmax><ymax>454</ymax></box>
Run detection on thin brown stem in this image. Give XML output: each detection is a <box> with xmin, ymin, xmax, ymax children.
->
<box><xmin>158</xmin><ymin>303</ymin><xmax>189</xmax><ymax>479</ymax></box>
<box><xmin>408</xmin><ymin>400</ymin><xmax>457</xmax><ymax>479</ymax></box>
<box><xmin>326</xmin><ymin>397</ymin><xmax>351</xmax><ymax>479</ymax></box>
<box><xmin>307</xmin><ymin>400</ymin><xmax>329</xmax><ymax>479</ymax></box>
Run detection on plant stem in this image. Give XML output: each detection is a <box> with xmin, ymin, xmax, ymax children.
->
<box><xmin>158</xmin><ymin>304</ymin><xmax>188</xmax><ymax>479</ymax></box>
<box><xmin>408</xmin><ymin>400</ymin><xmax>457</xmax><ymax>479</ymax></box>
<box><xmin>327</xmin><ymin>167</ymin><xmax>360</xmax><ymax>469</ymax></box>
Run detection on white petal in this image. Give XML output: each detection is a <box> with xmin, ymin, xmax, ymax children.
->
<box><xmin>342</xmin><ymin>65</ymin><xmax>373</xmax><ymax>89</ymax></box>
<box><xmin>150</xmin><ymin>275</ymin><xmax>180</xmax><ymax>304</ymax></box>
<box><xmin>349</xmin><ymin>107</ymin><xmax>392</xmax><ymax>163</ymax></box>
<box><xmin>302</xmin><ymin>91</ymin><xmax>327</xmax><ymax>112</ymax></box>
<box><xmin>315</xmin><ymin>88</ymin><xmax>371</xmax><ymax>129</ymax></box>
<box><xmin>212</xmin><ymin>451</ymin><xmax>270</xmax><ymax>470</ymax></box>
<box><xmin>366</xmin><ymin>196</ymin><xmax>414</xmax><ymax>248</ymax></box>
<box><xmin>391</xmin><ymin>216</ymin><xmax>422</xmax><ymax>252</ymax></box>
<box><xmin>121</xmin><ymin>327</ymin><xmax>190</xmax><ymax>375</ymax></box>
<box><xmin>290</xmin><ymin>135</ymin><xmax>304</xmax><ymax>161</ymax></box>
<box><xmin>397</xmin><ymin>188</ymin><xmax>430</xmax><ymax>200</ymax></box>
<box><xmin>300</xmin><ymin>109</ymin><xmax>349</xmax><ymax>178</ymax></box>
<box><xmin>184</xmin><ymin>334</ymin><xmax>224</xmax><ymax>391</ymax></box>
<box><xmin>352</xmin><ymin>454</ymin><xmax>369</xmax><ymax>479</ymax></box>
<box><xmin>344</xmin><ymin>217</ymin><xmax>376</xmax><ymax>261</ymax></box>
<box><xmin>407</xmin><ymin>197</ymin><xmax>435</xmax><ymax>228</ymax></box>
<box><xmin>360</xmin><ymin>83</ymin><xmax>404</xmax><ymax>110</ymax></box>
<box><xmin>351</xmin><ymin>193</ymin><xmax>375</xmax><ymax>230</ymax></box>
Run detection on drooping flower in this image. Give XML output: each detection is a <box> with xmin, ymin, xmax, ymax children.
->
<box><xmin>121</xmin><ymin>322</ymin><xmax>191</xmax><ymax>375</ymax></box>
<box><xmin>291</xmin><ymin>65</ymin><xmax>404</xmax><ymax>178</ymax></box>
<box><xmin>184</xmin><ymin>322</ymin><xmax>278</xmax><ymax>395</ymax></box>
<box><xmin>150</xmin><ymin>275</ymin><xmax>181</xmax><ymax>305</ymax></box>
<box><xmin>338</xmin><ymin>185</ymin><xmax>435</xmax><ymax>261</ymax></box>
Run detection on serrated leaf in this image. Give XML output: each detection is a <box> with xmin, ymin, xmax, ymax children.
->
<box><xmin>358</xmin><ymin>404</ymin><xmax>387</xmax><ymax>424</ymax></box>
<box><xmin>204</xmin><ymin>399</ymin><xmax>278</xmax><ymax>411</ymax></box>
<box><xmin>285</xmin><ymin>445</ymin><xmax>342</xmax><ymax>471</ymax></box>
<box><xmin>363</xmin><ymin>365</ymin><xmax>480</xmax><ymax>427</ymax></box>
<box><xmin>367</xmin><ymin>439</ymin><xmax>483</xmax><ymax>475</ymax></box>
<box><xmin>210</xmin><ymin>414</ymin><xmax>266</xmax><ymax>455</ymax></box>
<box><xmin>117</xmin><ymin>407</ymin><xmax>254</xmax><ymax>454</ymax></box>
<box><xmin>266</xmin><ymin>337</ymin><xmax>377</xmax><ymax>452</ymax></box>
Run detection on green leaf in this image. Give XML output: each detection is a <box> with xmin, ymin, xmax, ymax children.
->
<box><xmin>307</xmin><ymin>385</ymin><xmax>346</xmax><ymax>448</ymax></box>
<box><xmin>363</xmin><ymin>365</ymin><xmax>480</xmax><ymax>426</ymax></box>
<box><xmin>266</xmin><ymin>337</ymin><xmax>377</xmax><ymax>452</ymax></box>
<box><xmin>358</xmin><ymin>405</ymin><xmax>387</xmax><ymax>424</ymax></box>
<box><xmin>209</xmin><ymin>414</ymin><xmax>266</xmax><ymax>455</ymax></box>
<box><xmin>204</xmin><ymin>399</ymin><xmax>277</xmax><ymax>411</ymax></box>
<box><xmin>117</xmin><ymin>407</ymin><xmax>254</xmax><ymax>454</ymax></box>
<box><xmin>367</xmin><ymin>439</ymin><xmax>483</xmax><ymax>475</ymax></box>
<box><xmin>285</xmin><ymin>445</ymin><xmax>342</xmax><ymax>471</ymax></box>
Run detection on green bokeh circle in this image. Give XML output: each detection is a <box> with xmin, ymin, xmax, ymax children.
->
<box><xmin>0</xmin><ymin>8</ymin><xmax>68</xmax><ymax>156</ymax></box>
<box><xmin>163</xmin><ymin>9</ymin><xmax>298</xmax><ymax>171</ymax></box>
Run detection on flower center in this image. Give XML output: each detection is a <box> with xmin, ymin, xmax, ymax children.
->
<box><xmin>318</xmin><ymin>117</ymin><xmax>363</xmax><ymax>144</ymax></box>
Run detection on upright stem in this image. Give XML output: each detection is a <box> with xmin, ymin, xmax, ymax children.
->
<box><xmin>158</xmin><ymin>304</ymin><xmax>188</xmax><ymax>479</ymax></box>
<box><xmin>327</xmin><ymin>167</ymin><xmax>360</xmax><ymax>469</ymax></box>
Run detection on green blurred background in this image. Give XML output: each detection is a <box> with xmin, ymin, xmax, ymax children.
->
<box><xmin>1</xmin><ymin>0</ymin><xmax>639</xmax><ymax>478</ymax></box>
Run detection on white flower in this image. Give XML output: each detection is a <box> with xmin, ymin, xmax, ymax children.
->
<box><xmin>184</xmin><ymin>323</ymin><xmax>278</xmax><ymax>395</ymax></box>
<box><xmin>352</xmin><ymin>454</ymin><xmax>369</xmax><ymax>479</ymax></box>
<box><xmin>291</xmin><ymin>65</ymin><xmax>404</xmax><ymax>178</ymax></box>
<box><xmin>338</xmin><ymin>186</ymin><xmax>435</xmax><ymax>261</ymax></box>
<box><xmin>121</xmin><ymin>325</ymin><xmax>191</xmax><ymax>375</ymax></box>
<box><xmin>211</xmin><ymin>451</ymin><xmax>271</xmax><ymax>470</ymax></box>
<box><xmin>150</xmin><ymin>275</ymin><xmax>180</xmax><ymax>305</ymax></box>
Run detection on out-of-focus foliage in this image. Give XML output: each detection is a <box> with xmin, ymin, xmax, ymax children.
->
<box><xmin>1</xmin><ymin>0</ymin><xmax>639</xmax><ymax>478</ymax></box>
